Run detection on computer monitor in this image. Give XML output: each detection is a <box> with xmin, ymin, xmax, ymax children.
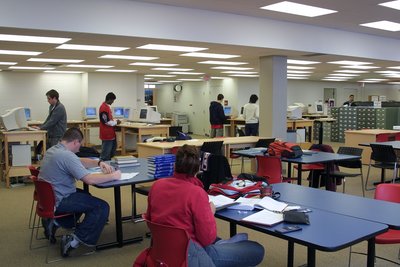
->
<box><xmin>0</xmin><ymin>107</ymin><xmax>28</xmax><ymax>131</ymax></box>
<box><xmin>113</xmin><ymin>107</ymin><xmax>124</xmax><ymax>118</ymax></box>
<box><xmin>24</xmin><ymin>108</ymin><xmax>31</xmax><ymax>121</ymax></box>
<box><xmin>123</xmin><ymin>108</ymin><xmax>131</xmax><ymax>119</ymax></box>
<box><xmin>287</xmin><ymin>106</ymin><xmax>302</xmax><ymax>119</ymax></box>
<box><xmin>240</xmin><ymin>106</ymin><xmax>244</xmax><ymax>115</ymax></box>
<box><xmin>307</xmin><ymin>101</ymin><xmax>324</xmax><ymax>114</ymax></box>
<box><xmin>148</xmin><ymin>105</ymin><xmax>158</xmax><ymax>112</ymax></box>
<box><xmin>138</xmin><ymin>107</ymin><xmax>161</xmax><ymax>123</ymax></box>
<box><xmin>223</xmin><ymin>106</ymin><xmax>232</xmax><ymax>116</ymax></box>
<box><xmin>82</xmin><ymin>107</ymin><xmax>97</xmax><ymax>120</ymax></box>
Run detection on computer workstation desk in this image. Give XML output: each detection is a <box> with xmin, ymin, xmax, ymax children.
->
<box><xmin>0</xmin><ymin>129</ymin><xmax>47</xmax><ymax>188</ymax></box>
<box><xmin>137</xmin><ymin>136</ymin><xmax>266</xmax><ymax>158</ymax></box>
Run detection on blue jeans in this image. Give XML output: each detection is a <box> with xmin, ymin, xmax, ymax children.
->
<box><xmin>55</xmin><ymin>190</ymin><xmax>109</xmax><ymax>246</ymax></box>
<box><xmin>204</xmin><ymin>240</ymin><xmax>265</xmax><ymax>267</ymax></box>
<box><xmin>245</xmin><ymin>123</ymin><xmax>259</xmax><ymax>136</ymax></box>
<box><xmin>100</xmin><ymin>139</ymin><xmax>117</xmax><ymax>161</ymax></box>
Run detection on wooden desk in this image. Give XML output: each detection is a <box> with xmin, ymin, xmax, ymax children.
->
<box><xmin>345</xmin><ymin>129</ymin><xmax>400</xmax><ymax>164</ymax></box>
<box><xmin>302</xmin><ymin>114</ymin><xmax>329</xmax><ymax>119</ymax></box>
<box><xmin>0</xmin><ymin>130</ymin><xmax>47</xmax><ymax>188</ymax></box>
<box><xmin>83</xmin><ymin>120</ymin><xmax>100</xmax><ymax>146</ymax></box>
<box><xmin>228</xmin><ymin>118</ymin><xmax>245</xmax><ymax>137</ymax></box>
<box><xmin>137</xmin><ymin>136</ymin><xmax>264</xmax><ymax>158</ymax></box>
<box><xmin>118</xmin><ymin>123</ymin><xmax>170</xmax><ymax>155</ymax></box>
<box><xmin>159</xmin><ymin>118</ymin><xmax>172</xmax><ymax>125</ymax></box>
<box><xmin>287</xmin><ymin>119</ymin><xmax>314</xmax><ymax>142</ymax></box>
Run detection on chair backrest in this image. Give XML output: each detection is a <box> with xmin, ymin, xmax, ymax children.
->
<box><xmin>34</xmin><ymin>180</ymin><xmax>56</xmax><ymax>219</ymax></box>
<box><xmin>370</xmin><ymin>143</ymin><xmax>398</xmax><ymax>163</ymax></box>
<box><xmin>256</xmin><ymin>155</ymin><xmax>283</xmax><ymax>184</ymax></box>
<box><xmin>170</xmin><ymin>146</ymin><xmax>180</xmax><ymax>155</ymax></box>
<box><xmin>28</xmin><ymin>165</ymin><xmax>39</xmax><ymax>177</ymax></box>
<box><xmin>200</xmin><ymin>141</ymin><xmax>223</xmax><ymax>155</ymax></box>
<box><xmin>255</xmin><ymin>138</ymin><xmax>276</xmax><ymax>148</ymax></box>
<box><xmin>199</xmin><ymin>154</ymin><xmax>233</xmax><ymax>190</ymax></box>
<box><xmin>144</xmin><ymin>216</ymin><xmax>190</xmax><ymax>267</ymax></box>
<box><xmin>375</xmin><ymin>184</ymin><xmax>400</xmax><ymax>203</ymax></box>
<box><xmin>336</xmin><ymin>146</ymin><xmax>363</xmax><ymax>168</ymax></box>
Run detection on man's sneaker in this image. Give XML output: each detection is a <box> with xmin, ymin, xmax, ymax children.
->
<box><xmin>60</xmin><ymin>235</ymin><xmax>75</xmax><ymax>257</ymax></box>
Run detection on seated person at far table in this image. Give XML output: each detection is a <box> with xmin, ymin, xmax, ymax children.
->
<box><xmin>38</xmin><ymin>127</ymin><xmax>121</xmax><ymax>257</ymax></box>
<box><xmin>140</xmin><ymin>144</ymin><xmax>265</xmax><ymax>267</ymax></box>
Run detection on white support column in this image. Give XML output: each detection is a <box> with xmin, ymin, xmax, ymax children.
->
<box><xmin>259</xmin><ymin>56</ymin><xmax>287</xmax><ymax>140</ymax></box>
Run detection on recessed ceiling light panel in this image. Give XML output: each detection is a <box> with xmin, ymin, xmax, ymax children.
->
<box><xmin>287</xmin><ymin>59</ymin><xmax>320</xmax><ymax>65</ymax></box>
<box><xmin>198</xmin><ymin>61</ymin><xmax>247</xmax><ymax>65</ymax></box>
<box><xmin>379</xmin><ymin>1</ymin><xmax>400</xmax><ymax>11</ymax></box>
<box><xmin>99</xmin><ymin>55</ymin><xmax>158</xmax><ymax>60</ymax></box>
<box><xmin>0</xmin><ymin>49</ymin><xmax>41</xmax><ymax>56</ymax></box>
<box><xmin>360</xmin><ymin>20</ymin><xmax>400</xmax><ymax>32</ymax></box>
<box><xmin>130</xmin><ymin>62</ymin><xmax>178</xmax><ymax>67</ymax></box>
<box><xmin>180</xmin><ymin>52</ymin><xmax>240</xmax><ymax>59</ymax></box>
<box><xmin>28</xmin><ymin>58</ymin><xmax>84</xmax><ymax>63</ymax></box>
<box><xmin>0</xmin><ymin>34</ymin><xmax>70</xmax><ymax>44</ymax></box>
<box><xmin>137</xmin><ymin>44</ymin><xmax>207</xmax><ymax>52</ymax></box>
<box><xmin>57</xmin><ymin>44</ymin><xmax>129</xmax><ymax>52</ymax></box>
<box><xmin>67</xmin><ymin>64</ymin><xmax>113</xmax><ymax>68</ymax></box>
<box><xmin>260</xmin><ymin>1</ymin><xmax>337</xmax><ymax>17</ymax></box>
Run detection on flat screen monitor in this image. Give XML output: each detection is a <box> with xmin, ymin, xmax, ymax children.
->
<box><xmin>148</xmin><ymin>105</ymin><xmax>158</xmax><ymax>112</ymax></box>
<box><xmin>83</xmin><ymin>107</ymin><xmax>97</xmax><ymax>120</ymax></box>
<box><xmin>223</xmin><ymin>106</ymin><xmax>232</xmax><ymax>116</ymax></box>
<box><xmin>113</xmin><ymin>107</ymin><xmax>124</xmax><ymax>118</ymax></box>
<box><xmin>24</xmin><ymin>108</ymin><xmax>31</xmax><ymax>121</ymax></box>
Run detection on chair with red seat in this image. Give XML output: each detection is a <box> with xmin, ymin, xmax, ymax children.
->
<box><xmin>348</xmin><ymin>184</ymin><xmax>400</xmax><ymax>266</ymax></box>
<box><xmin>28</xmin><ymin>166</ymin><xmax>40</xmax><ymax>229</ymax></box>
<box><xmin>256</xmin><ymin>155</ymin><xmax>295</xmax><ymax>184</ymax></box>
<box><xmin>30</xmin><ymin>179</ymin><xmax>76</xmax><ymax>263</ymax></box>
<box><xmin>134</xmin><ymin>215</ymin><xmax>190</xmax><ymax>267</ymax></box>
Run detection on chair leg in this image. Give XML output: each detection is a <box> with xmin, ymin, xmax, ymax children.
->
<box><xmin>365</xmin><ymin>160</ymin><xmax>375</xmax><ymax>191</ymax></box>
<box><xmin>342</xmin><ymin>178</ymin><xmax>346</xmax><ymax>194</ymax></box>
<box><xmin>359</xmin><ymin>168</ymin><xmax>365</xmax><ymax>197</ymax></box>
<box><xmin>348</xmin><ymin>246</ymin><xmax>352</xmax><ymax>267</ymax></box>
<box><xmin>28</xmin><ymin>199</ymin><xmax>36</xmax><ymax>229</ymax></box>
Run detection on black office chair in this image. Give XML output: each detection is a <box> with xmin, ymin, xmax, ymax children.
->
<box><xmin>330</xmin><ymin>147</ymin><xmax>365</xmax><ymax>197</ymax></box>
<box><xmin>254</xmin><ymin>138</ymin><xmax>276</xmax><ymax>148</ymax></box>
<box><xmin>200</xmin><ymin>141</ymin><xmax>224</xmax><ymax>155</ymax></box>
<box><xmin>365</xmin><ymin>143</ymin><xmax>399</xmax><ymax>191</ymax></box>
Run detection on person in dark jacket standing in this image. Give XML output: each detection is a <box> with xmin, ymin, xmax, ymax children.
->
<box><xmin>209</xmin><ymin>94</ymin><xmax>227</xmax><ymax>138</ymax></box>
<box><xmin>33</xmin><ymin>89</ymin><xmax>67</xmax><ymax>148</ymax></box>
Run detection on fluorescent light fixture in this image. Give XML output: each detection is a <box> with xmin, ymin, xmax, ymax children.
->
<box><xmin>0</xmin><ymin>62</ymin><xmax>17</xmax><ymax>65</ymax></box>
<box><xmin>169</xmin><ymin>72</ymin><xmax>204</xmax><ymax>75</ymax></box>
<box><xmin>157</xmin><ymin>80</ymin><xmax>181</xmax><ymax>83</ymax></box>
<box><xmin>322</xmin><ymin>78</ymin><xmax>348</xmax><ymax>81</ymax></box>
<box><xmin>57</xmin><ymin>44</ymin><xmax>128</xmax><ymax>52</ymax></box>
<box><xmin>222</xmin><ymin>71</ymin><xmax>258</xmax><ymax>74</ymax></box>
<box><xmin>144</xmin><ymin>78</ymin><xmax>153</xmax><ymax>80</ymax></box>
<box><xmin>288</xmin><ymin>77</ymin><xmax>308</xmax><ymax>80</ymax></box>
<box><xmin>388</xmin><ymin>82</ymin><xmax>400</xmax><ymax>84</ymax></box>
<box><xmin>340</xmin><ymin>65</ymin><xmax>380</xmax><ymax>70</ymax></box>
<box><xmin>287</xmin><ymin>66</ymin><xmax>315</xmax><ymax>70</ymax></box>
<box><xmin>260</xmin><ymin>1</ymin><xmax>337</xmax><ymax>17</ymax></box>
<box><xmin>211</xmin><ymin>77</ymin><xmax>229</xmax><ymax>79</ymax></box>
<box><xmin>44</xmin><ymin>70</ymin><xmax>84</xmax><ymax>74</ymax></box>
<box><xmin>180</xmin><ymin>52</ymin><xmax>240</xmax><ymax>59</ymax></box>
<box><xmin>10</xmin><ymin>66</ymin><xmax>55</xmax><ymax>70</ymax></box>
<box><xmin>361</xmin><ymin>78</ymin><xmax>388</xmax><ymax>81</ymax></box>
<box><xmin>137</xmin><ymin>44</ymin><xmax>207</xmax><ymax>52</ymax></box>
<box><xmin>287</xmin><ymin>74</ymin><xmax>310</xmax><ymax>77</ymax></box>
<box><xmin>95</xmin><ymin>69</ymin><xmax>137</xmax><ymax>72</ymax></box>
<box><xmin>211</xmin><ymin>66</ymin><xmax>253</xmax><ymax>70</ymax></box>
<box><xmin>360</xmin><ymin>20</ymin><xmax>400</xmax><ymax>31</ymax></box>
<box><xmin>198</xmin><ymin>61</ymin><xmax>247</xmax><ymax>65</ymax></box>
<box><xmin>229</xmin><ymin>74</ymin><xmax>259</xmax><ymax>77</ymax></box>
<box><xmin>380</xmin><ymin>0</ymin><xmax>400</xmax><ymax>10</ymax></box>
<box><xmin>0</xmin><ymin>50</ymin><xmax>41</xmax><ymax>56</ymax></box>
<box><xmin>0</xmin><ymin>34</ymin><xmax>70</xmax><ymax>44</ymax></box>
<box><xmin>145</xmin><ymin>74</ymin><xmax>176</xmax><ymax>77</ymax></box>
<box><xmin>287</xmin><ymin>70</ymin><xmax>312</xmax><ymax>74</ymax></box>
<box><xmin>28</xmin><ymin>58</ymin><xmax>84</xmax><ymax>63</ymax></box>
<box><xmin>375</xmin><ymin>70</ymin><xmax>400</xmax><ymax>74</ymax></box>
<box><xmin>287</xmin><ymin>59</ymin><xmax>320</xmax><ymax>65</ymax></box>
<box><xmin>328</xmin><ymin>60</ymin><xmax>372</xmax><ymax>65</ymax></box>
<box><xmin>67</xmin><ymin>64</ymin><xmax>113</xmax><ymax>68</ymax></box>
<box><xmin>357</xmin><ymin>80</ymin><xmax>383</xmax><ymax>83</ymax></box>
<box><xmin>99</xmin><ymin>55</ymin><xmax>158</xmax><ymax>60</ymax></box>
<box><xmin>152</xmin><ymin>68</ymin><xmax>192</xmax><ymax>71</ymax></box>
<box><xmin>328</xmin><ymin>73</ymin><xmax>359</xmax><ymax>77</ymax></box>
<box><xmin>129</xmin><ymin>62</ymin><xmax>178</xmax><ymax>67</ymax></box>
<box><xmin>177</xmin><ymin>78</ymin><xmax>203</xmax><ymax>81</ymax></box>
<box><xmin>388</xmin><ymin>66</ymin><xmax>400</xmax><ymax>69</ymax></box>
<box><xmin>334</xmin><ymin>70</ymin><xmax>369</xmax><ymax>73</ymax></box>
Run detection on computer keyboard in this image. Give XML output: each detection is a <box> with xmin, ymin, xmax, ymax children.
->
<box><xmin>27</xmin><ymin>126</ymin><xmax>39</xmax><ymax>131</ymax></box>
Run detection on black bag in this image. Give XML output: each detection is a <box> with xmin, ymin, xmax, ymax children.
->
<box><xmin>237</xmin><ymin>173</ymin><xmax>269</xmax><ymax>183</ymax></box>
<box><xmin>76</xmin><ymin>146</ymin><xmax>100</xmax><ymax>158</ymax></box>
<box><xmin>283</xmin><ymin>210</ymin><xmax>310</xmax><ymax>224</ymax></box>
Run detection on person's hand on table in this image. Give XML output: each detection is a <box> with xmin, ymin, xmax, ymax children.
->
<box><xmin>112</xmin><ymin>170</ymin><xmax>122</xmax><ymax>180</ymax></box>
<box><xmin>99</xmin><ymin>161</ymin><xmax>114</xmax><ymax>174</ymax></box>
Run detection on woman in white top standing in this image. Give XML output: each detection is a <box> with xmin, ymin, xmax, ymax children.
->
<box><xmin>243</xmin><ymin>94</ymin><xmax>259</xmax><ymax>136</ymax></box>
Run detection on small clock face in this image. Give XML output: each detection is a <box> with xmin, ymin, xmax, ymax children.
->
<box><xmin>174</xmin><ymin>84</ymin><xmax>182</xmax><ymax>92</ymax></box>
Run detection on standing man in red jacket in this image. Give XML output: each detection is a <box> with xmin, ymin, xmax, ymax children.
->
<box><xmin>99</xmin><ymin>92</ymin><xmax>120</xmax><ymax>161</ymax></box>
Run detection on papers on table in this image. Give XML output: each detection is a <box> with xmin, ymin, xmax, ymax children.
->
<box><xmin>228</xmin><ymin>196</ymin><xmax>289</xmax><ymax>212</ymax></box>
<box><xmin>228</xmin><ymin>197</ymin><xmax>261</xmax><ymax>211</ymax></box>
<box><xmin>121</xmin><ymin>172</ymin><xmax>139</xmax><ymax>180</ymax></box>
<box><xmin>208</xmin><ymin>195</ymin><xmax>238</xmax><ymax>210</ymax></box>
<box><xmin>242</xmin><ymin>209</ymin><xmax>284</xmax><ymax>226</ymax></box>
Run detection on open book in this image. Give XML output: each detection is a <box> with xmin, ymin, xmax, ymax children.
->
<box><xmin>242</xmin><ymin>209</ymin><xmax>284</xmax><ymax>226</ymax></box>
<box><xmin>208</xmin><ymin>195</ymin><xmax>238</xmax><ymax>210</ymax></box>
<box><xmin>228</xmin><ymin>197</ymin><xmax>288</xmax><ymax>212</ymax></box>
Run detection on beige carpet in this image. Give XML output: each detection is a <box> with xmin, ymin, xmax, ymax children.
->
<box><xmin>1</xmin><ymin>141</ymin><xmax>399</xmax><ymax>266</ymax></box>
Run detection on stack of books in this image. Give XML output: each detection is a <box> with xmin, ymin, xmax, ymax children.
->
<box><xmin>113</xmin><ymin>155</ymin><xmax>140</xmax><ymax>168</ymax></box>
<box><xmin>148</xmin><ymin>154</ymin><xmax>176</xmax><ymax>178</ymax></box>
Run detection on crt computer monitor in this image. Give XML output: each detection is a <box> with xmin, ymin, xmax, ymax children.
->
<box><xmin>24</xmin><ymin>108</ymin><xmax>31</xmax><ymax>121</ymax></box>
<box><xmin>113</xmin><ymin>107</ymin><xmax>124</xmax><ymax>118</ymax></box>
<box><xmin>148</xmin><ymin>105</ymin><xmax>158</xmax><ymax>112</ymax></box>
<box><xmin>0</xmin><ymin>107</ymin><xmax>28</xmax><ymax>131</ymax></box>
<box><xmin>223</xmin><ymin>106</ymin><xmax>232</xmax><ymax>116</ymax></box>
<box><xmin>83</xmin><ymin>107</ymin><xmax>97</xmax><ymax>120</ymax></box>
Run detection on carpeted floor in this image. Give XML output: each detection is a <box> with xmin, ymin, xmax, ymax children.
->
<box><xmin>1</xmin><ymin>141</ymin><xmax>399</xmax><ymax>266</ymax></box>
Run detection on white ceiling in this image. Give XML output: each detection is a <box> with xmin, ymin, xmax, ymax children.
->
<box><xmin>1</xmin><ymin>0</ymin><xmax>400</xmax><ymax>84</ymax></box>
